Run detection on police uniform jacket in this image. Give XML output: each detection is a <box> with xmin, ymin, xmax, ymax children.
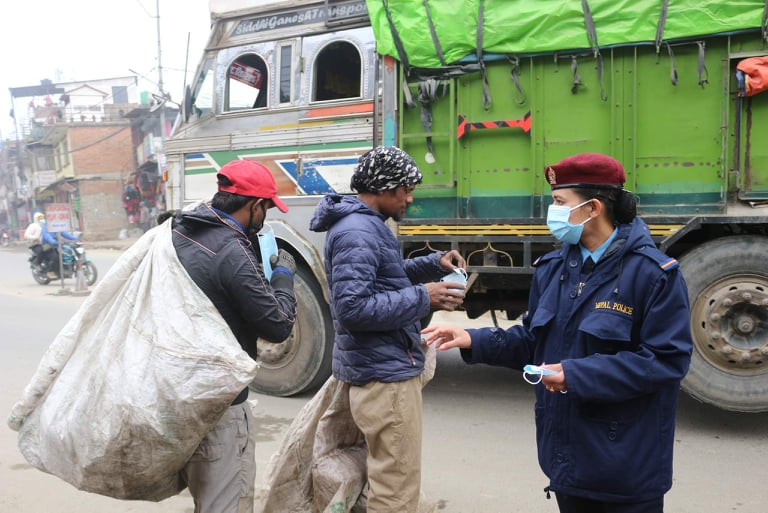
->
<box><xmin>462</xmin><ymin>217</ymin><xmax>693</xmax><ymax>502</ymax></box>
<box><xmin>310</xmin><ymin>195</ymin><xmax>445</xmax><ymax>386</ymax></box>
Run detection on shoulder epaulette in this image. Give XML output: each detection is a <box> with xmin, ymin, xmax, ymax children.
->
<box><xmin>633</xmin><ymin>245</ymin><xmax>679</xmax><ymax>271</ymax></box>
<box><xmin>533</xmin><ymin>249</ymin><xmax>562</xmax><ymax>267</ymax></box>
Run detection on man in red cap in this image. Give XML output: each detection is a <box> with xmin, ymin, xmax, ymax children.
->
<box><xmin>423</xmin><ymin>152</ymin><xmax>693</xmax><ymax>513</ymax></box>
<box><xmin>170</xmin><ymin>159</ymin><xmax>297</xmax><ymax>513</ymax></box>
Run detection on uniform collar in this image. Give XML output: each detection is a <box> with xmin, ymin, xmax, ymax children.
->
<box><xmin>579</xmin><ymin>227</ymin><xmax>618</xmax><ymax>263</ymax></box>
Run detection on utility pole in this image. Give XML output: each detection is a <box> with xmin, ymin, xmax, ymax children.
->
<box><xmin>8</xmin><ymin>91</ymin><xmax>30</xmax><ymax>233</ymax></box>
<box><xmin>156</xmin><ymin>0</ymin><xmax>167</xmax><ymax>181</ymax></box>
<box><xmin>9</xmin><ymin>91</ymin><xmax>21</xmax><ymax>234</ymax></box>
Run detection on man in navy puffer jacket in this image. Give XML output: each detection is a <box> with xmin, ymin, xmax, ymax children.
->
<box><xmin>309</xmin><ymin>146</ymin><xmax>466</xmax><ymax>513</ymax></box>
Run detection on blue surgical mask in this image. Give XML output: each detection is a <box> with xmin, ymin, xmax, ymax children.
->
<box><xmin>546</xmin><ymin>199</ymin><xmax>593</xmax><ymax>244</ymax></box>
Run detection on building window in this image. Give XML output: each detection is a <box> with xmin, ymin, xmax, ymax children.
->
<box><xmin>279</xmin><ymin>45</ymin><xmax>292</xmax><ymax>104</ymax></box>
<box><xmin>35</xmin><ymin>150</ymin><xmax>56</xmax><ymax>171</ymax></box>
<box><xmin>226</xmin><ymin>53</ymin><xmax>268</xmax><ymax>111</ymax></box>
<box><xmin>112</xmin><ymin>86</ymin><xmax>129</xmax><ymax>104</ymax></box>
<box><xmin>61</xmin><ymin>138</ymin><xmax>70</xmax><ymax>167</ymax></box>
<box><xmin>56</xmin><ymin>138</ymin><xmax>70</xmax><ymax>168</ymax></box>
<box><xmin>313</xmin><ymin>41</ymin><xmax>361</xmax><ymax>102</ymax></box>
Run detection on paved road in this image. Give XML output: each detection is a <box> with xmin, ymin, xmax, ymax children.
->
<box><xmin>0</xmin><ymin>245</ymin><xmax>766</xmax><ymax>512</ymax></box>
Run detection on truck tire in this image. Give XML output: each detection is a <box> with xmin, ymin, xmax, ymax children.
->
<box><xmin>250</xmin><ymin>265</ymin><xmax>334</xmax><ymax>396</ymax></box>
<box><xmin>678</xmin><ymin>235</ymin><xmax>768</xmax><ymax>412</ymax></box>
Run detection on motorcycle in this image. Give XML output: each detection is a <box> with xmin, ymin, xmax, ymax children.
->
<box><xmin>29</xmin><ymin>242</ymin><xmax>98</xmax><ymax>286</ymax></box>
<box><xmin>1</xmin><ymin>229</ymin><xmax>9</xmax><ymax>246</ymax></box>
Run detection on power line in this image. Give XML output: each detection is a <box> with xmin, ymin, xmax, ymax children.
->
<box><xmin>133</xmin><ymin>0</ymin><xmax>155</xmax><ymax>18</ymax></box>
<box><xmin>65</xmin><ymin>126</ymin><xmax>131</xmax><ymax>155</ymax></box>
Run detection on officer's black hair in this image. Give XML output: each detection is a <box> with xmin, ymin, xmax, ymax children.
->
<box><xmin>211</xmin><ymin>175</ymin><xmax>260</xmax><ymax>213</ymax></box>
<box><xmin>575</xmin><ymin>187</ymin><xmax>637</xmax><ymax>225</ymax></box>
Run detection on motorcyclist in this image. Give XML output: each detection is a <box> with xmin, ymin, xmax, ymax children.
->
<box><xmin>25</xmin><ymin>213</ymin><xmax>46</xmax><ymax>266</ymax></box>
<box><xmin>39</xmin><ymin>215</ymin><xmax>79</xmax><ymax>274</ymax></box>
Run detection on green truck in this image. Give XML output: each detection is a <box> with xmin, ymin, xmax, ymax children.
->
<box><xmin>164</xmin><ymin>0</ymin><xmax>768</xmax><ymax>412</ymax></box>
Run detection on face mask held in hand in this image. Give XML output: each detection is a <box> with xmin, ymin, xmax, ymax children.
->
<box><xmin>546</xmin><ymin>199</ymin><xmax>593</xmax><ymax>244</ymax></box>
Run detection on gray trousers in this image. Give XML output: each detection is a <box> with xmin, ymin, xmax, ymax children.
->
<box><xmin>181</xmin><ymin>402</ymin><xmax>256</xmax><ymax>513</ymax></box>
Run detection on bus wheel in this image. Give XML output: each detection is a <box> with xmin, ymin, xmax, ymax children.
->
<box><xmin>251</xmin><ymin>264</ymin><xmax>334</xmax><ymax>396</ymax></box>
<box><xmin>679</xmin><ymin>235</ymin><xmax>768</xmax><ymax>412</ymax></box>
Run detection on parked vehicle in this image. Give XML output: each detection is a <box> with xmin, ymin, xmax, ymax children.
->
<box><xmin>162</xmin><ymin>0</ymin><xmax>768</xmax><ymax>411</ymax></box>
<box><xmin>29</xmin><ymin>242</ymin><xmax>98</xmax><ymax>286</ymax></box>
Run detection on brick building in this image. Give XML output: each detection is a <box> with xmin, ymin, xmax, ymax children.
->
<box><xmin>68</xmin><ymin>122</ymin><xmax>135</xmax><ymax>237</ymax></box>
<box><xmin>4</xmin><ymin>77</ymin><xmax>172</xmax><ymax>240</ymax></box>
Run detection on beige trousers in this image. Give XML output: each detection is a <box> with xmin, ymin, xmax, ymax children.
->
<box><xmin>181</xmin><ymin>402</ymin><xmax>256</xmax><ymax>513</ymax></box>
<box><xmin>348</xmin><ymin>376</ymin><xmax>423</xmax><ymax>513</ymax></box>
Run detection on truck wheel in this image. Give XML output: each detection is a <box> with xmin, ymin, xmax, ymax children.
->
<box><xmin>250</xmin><ymin>265</ymin><xmax>333</xmax><ymax>396</ymax></box>
<box><xmin>678</xmin><ymin>235</ymin><xmax>768</xmax><ymax>412</ymax></box>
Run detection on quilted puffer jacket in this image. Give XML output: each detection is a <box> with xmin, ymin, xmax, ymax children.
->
<box><xmin>309</xmin><ymin>195</ymin><xmax>445</xmax><ymax>385</ymax></box>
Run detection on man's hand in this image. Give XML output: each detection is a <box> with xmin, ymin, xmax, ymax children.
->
<box><xmin>439</xmin><ymin>250</ymin><xmax>466</xmax><ymax>271</ymax></box>
<box><xmin>269</xmin><ymin>249</ymin><xmax>296</xmax><ymax>274</ymax></box>
<box><xmin>421</xmin><ymin>323</ymin><xmax>472</xmax><ymax>350</ymax></box>
<box><xmin>425</xmin><ymin>281</ymin><xmax>465</xmax><ymax>311</ymax></box>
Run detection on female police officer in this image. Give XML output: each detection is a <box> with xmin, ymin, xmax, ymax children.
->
<box><xmin>422</xmin><ymin>153</ymin><xmax>693</xmax><ymax>513</ymax></box>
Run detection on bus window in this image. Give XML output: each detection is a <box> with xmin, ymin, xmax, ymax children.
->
<box><xmin>312</xmin><ymin>41</ymin><xmax>361</xmax><ymax>102</ymax></box>
<box><xmin>278</xmin><ymin>45</ymin><xmax>293</xmax><ymax>104</ymax></box>
<box><xmin>226</xmin><ymin>53</ymin><xmax>268</xmax><ymax>111</ymax></box>
<box><xmin>189</xmin><ymin>57</ymin><xmax>214</xmax><ymax>120</ymax></box>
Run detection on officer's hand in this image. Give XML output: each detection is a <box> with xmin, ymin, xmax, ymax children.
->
<box><xmin>421</xmin><ymin>323</ymin><xmax>472</xmax><ymax>350</ymax></box>
<box><xmin>541</xmin><ymin>363</ymin><xmax>567</xmax><ymax>393</ymax></box>
<box><xmin>270</xmin><ymin>249</ymin><xmax>296</xmax><ymax>274</ymax></box>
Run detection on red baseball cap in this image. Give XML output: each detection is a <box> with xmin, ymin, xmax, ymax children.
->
<box><xmin>217</xmin><ymin>160</ymin><xmax>288</xmax><ymax>213</ymax></box>
<box><xmin>545</xmin><ymin>153</ymin><xmax>626</xmax><ymax>190</ymax></box>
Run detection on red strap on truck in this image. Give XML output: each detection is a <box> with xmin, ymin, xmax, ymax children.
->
<box><xmin>457</xmin><ymin>111</ymin><xmax>531</xmax><ymax>139</ymax></box>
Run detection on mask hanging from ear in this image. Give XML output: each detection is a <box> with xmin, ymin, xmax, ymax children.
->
<box><xmin>546</xmin><ymin>199</ymin><xmax>593</xmax><ymax>244</ymax></box>
<box><xmin>246</xmin><ymin>201</ymin><xmax>265</xmax><ymax>242</ymax></box>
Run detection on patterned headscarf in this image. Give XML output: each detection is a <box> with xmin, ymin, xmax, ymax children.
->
<box><xmin>350</xmin><ymin>146</ymin><xmax>423</xmax><ymax>193</ymax></box>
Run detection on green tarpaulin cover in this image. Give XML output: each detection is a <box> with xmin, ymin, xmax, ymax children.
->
<box><xmin>366</xmin><ymin>0</ymin><xmax>767</xmax><ymax>69</ymax></box>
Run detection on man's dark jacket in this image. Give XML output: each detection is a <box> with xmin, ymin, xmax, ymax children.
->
<box><xmin>172</xmin><ymin>203</ymin><xmax>296</xmax><ymax>403</ymax></box>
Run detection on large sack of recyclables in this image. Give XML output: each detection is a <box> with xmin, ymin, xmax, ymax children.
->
<box><xmin>8</xmin><ymin>219</ymin><xmax>258</xmax><ymax>501</ymax></box>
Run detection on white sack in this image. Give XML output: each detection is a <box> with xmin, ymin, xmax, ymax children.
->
<box><xmin>8</xmin><ymin>219</ymin><xmax>259</xmax><ymax>501</ymax></box>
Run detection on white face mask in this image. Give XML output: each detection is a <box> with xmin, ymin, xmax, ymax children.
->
<box><xmin>546</xmin><ymin>199</ymin><xmax>593</xmax><ymax>244</ymax></box>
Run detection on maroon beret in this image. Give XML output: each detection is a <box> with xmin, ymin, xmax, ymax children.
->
<box><xmin>545</xmin><ymin>153</ymin><xmax>625</xmax><ymax>190</ymax></box>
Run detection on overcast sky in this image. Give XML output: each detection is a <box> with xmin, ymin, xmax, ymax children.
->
<box><xmin>0</xmin><ymin>0</ymin><xmax>211</xmax><ymax>139</ymax></box>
